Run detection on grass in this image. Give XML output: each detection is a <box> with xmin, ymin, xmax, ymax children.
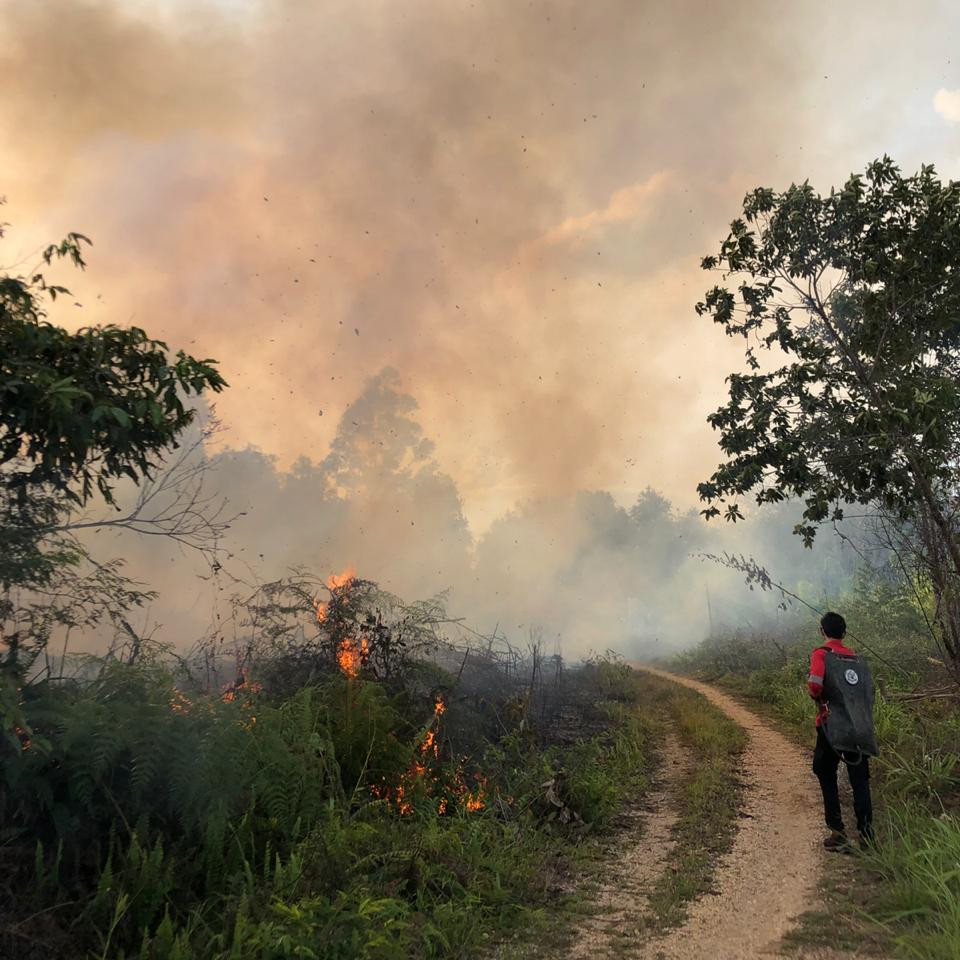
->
<box><xmin>780</xmin><ymin>853</ymin><xmax>892</xmax><ymax>956</ymax></box>
<box><xmin>855</xmin><ymin>797</ymin><xmax>960</xmax><ymax>959</ymax></box>
<box><xmin>639</xmin><ymin>675</ymin><xmax>747</xmax><ymax>931</ymax></box>
<box><xmin>1</xmin><ymin>657</ymin><xmax>663</xmax><ymax>960</ymax></box>
<box><xmin>490</xmin><ymin>670</ymin><xmax>667</xmax><ymax>960</ymax></box>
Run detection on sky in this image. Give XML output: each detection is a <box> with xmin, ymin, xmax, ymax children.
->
<box><xmin>3</xmin><ymin>1</ymin><xmax>960</xmax><ymax>651</ymax></box>
<box><xmin>3</xmin><ymin>1</ymin><xmax>960</xmax><ymax>530</ymax></box>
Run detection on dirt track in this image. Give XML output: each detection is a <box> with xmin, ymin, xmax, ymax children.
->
<box><xmin>567</xmin><ymin>732</ymin><xmax>693</xmax><ymax>959</ymax></box>
<box><xmin>553</xmin><ymin>667</ymin><xmax>892</xmax><ymax>960</ymax></box>
<box><xmin>630</xmin><ymin>666</ymin><xmax>825</xmax><ymax>958</ymax></box>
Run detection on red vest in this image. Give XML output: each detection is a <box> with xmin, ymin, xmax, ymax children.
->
<box><xmin>808</xmin><ymin>637</ymin><xmax>854</xmax><ymax>726</ymax></box>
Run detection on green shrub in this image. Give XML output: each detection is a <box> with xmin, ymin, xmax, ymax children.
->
<box><xmin>1</xmin><ymin>657</ymin><xmax>659</xmax><ymax>959</ymax></box>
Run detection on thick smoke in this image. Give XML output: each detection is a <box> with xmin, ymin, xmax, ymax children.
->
<box><xmin>1</xmin><ymin>0</ymin><xmax>816</xmax><ymax>531</ymax></box>
<box><xmin>5</xmin><ymin>0</ymin><xmax>949</xmax><ymax>655</ymax></box>
<box><xmin>91</xmin><ymin>371</ymin><xmax>858</xmax><ymax>659</ymax></box>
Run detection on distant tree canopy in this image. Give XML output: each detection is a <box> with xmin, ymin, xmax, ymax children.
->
<box><xmin>1</xmin><ymin>228</ymin><xmax>226</xmax><ymax>508</ymax></box>
<box><xmin>698</xmin><ymin>157</ymin><xmax>960</xmax><ymax>674</ymax></box>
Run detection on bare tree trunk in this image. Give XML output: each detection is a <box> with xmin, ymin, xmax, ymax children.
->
<box><xmin>917</xmin><ymin>503</ymin><xmax>960</xmax><ymax>683</ymax></box>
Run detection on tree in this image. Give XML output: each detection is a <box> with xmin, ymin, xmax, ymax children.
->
<box><xmin>0</xmin><ymin>208</ymin><xmax>227</xmax><ymax>680</ymax></box>
<box><xmin>697</xmin><ymin>158</ymin><xmax>960</xmax><ymax>676</ymax></box>
<box><xmin>1</xmin><ymin>226</ymin><xmax>226</xmax><ymax>508</ymax></box>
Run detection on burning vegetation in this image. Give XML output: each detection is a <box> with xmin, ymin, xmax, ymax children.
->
<box><xmin>310</xmin><ymin>569</ymin><xmax>492</xmax><ymax>815</ymax></box>
<box><xmin>4</xmin><ymin>567</ymin><xmax>652</xmax><ymax>959</ymax></box>
<box><xmin>312</xmin><ymin>567</ymin><xmax>370</xmax><ymax>678</ymax></box>
<box><xmin>370</xmin><ymin>692</ymin><xmax>491</xmax><ymax>815</ymax></box>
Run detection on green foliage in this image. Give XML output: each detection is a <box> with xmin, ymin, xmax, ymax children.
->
<box><xmin>0</xmin><ymin>656</ymin><xmax>657</xmax><ymax>959</ymax></box>
<box><xmin>0</xmin><ymin>210</ymin><xmax>227</xmax><ymax>689</ymax></box>
<box><xmin>861</xmin><ymin>803</ymin><xmax>960</xmax><ymax>960</ymax></box>
<box><xmin>553</xmin><ymin>707</ymin><xmax>653</xmax><ymax>825</ymax></box>
<box><xmin>697</xmin><ymin>157</ymin><xmax>960</xmax><ymax>543</ymax></box>
<box><xmin>0</xmin><ymin>222</ymin><xmax>226</xmax><ymax>510</ymax></box>
<box><xmin>851</xmin><ymin>701</ymin><xmax>960</xmax><ymax>959</ymax></box>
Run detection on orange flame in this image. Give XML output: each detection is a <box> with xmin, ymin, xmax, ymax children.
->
<box><xmin>336</xmin><ymin>635</ymin><xmax>369</xmax><ymax>678</ymax></box>
<box><xmin>369</xmin><ymin>691</ymin><xmax>490</xmax><ymax>815</ymax></box>
<box><xmin>312</xmin><ymin>566</ymin><xmax>356</xmax><ymax>622</ymax></box>
<box><xmin>221</xmin><ymin>668</ymin><xmax>262</xmax><ymax>703</ymax></box>
<box><xmin>170</xmin><ymin>689</ymin><xmax>193</xmax><ymax>715</ymax></box>
<box><xmin>315</xmin><ymin>567</ymin><xmax>369</xmax><ymax>677</ymax></box>
<box><xmin>312</xmin><ymin>597</ymin><xmax>328</xmax><ymax>623</ymax></box>
<box><xmin>326</xmin><ymin>566</ymin><xmax>356</xmax><ymax>590</ymax></box>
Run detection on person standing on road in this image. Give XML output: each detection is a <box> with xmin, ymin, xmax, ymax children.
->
<box><xmin>807</xmin><ymin>612</ymin><xmax>874</xmax><ymax>850</ymax></box>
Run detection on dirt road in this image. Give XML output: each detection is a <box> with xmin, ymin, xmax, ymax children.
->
<box><xmin>548</xmin><ymin>667</ymin><xmax>892</xmax><ymax>960</ymax></box>
<box><xmin>631</xmin><ymin>666</ymin><xmax>824</xmax><ymax>959</ymax></box>
<box><xmin>567</xmin><ymin>732</ymin><xmax>693</xmax><ymax>959</ymax></box>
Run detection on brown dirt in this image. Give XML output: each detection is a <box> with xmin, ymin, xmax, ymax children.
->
<box><xmin>633</xmin><ymin>667</ymin><xmax>895</xmax><ymax>960</ymax></box>
<box><xmin>633</xmin><ymin>666</ymin><xmax>826</xmax><ymax>958</ymax></box>
<box><xmin>566</xmin><ymin>732</ymin><xmax>693</xmax><ymax>959</ymax></box>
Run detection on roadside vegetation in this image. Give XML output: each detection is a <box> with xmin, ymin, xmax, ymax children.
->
<box><xmin>2</xmin><ymin>610</ymin><xmax>662</xmax><ymax>960</ymax></box>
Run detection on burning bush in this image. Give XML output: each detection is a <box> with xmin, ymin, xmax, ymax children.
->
<box><xmin>1</xmin><ymin>568</ymin><xmax>661</xmax><ymax>960</ymax></box>
<box><xmin>204</xmin><ymin>568</ymin><xmax>445</xmax><ymax>698</ymax></box>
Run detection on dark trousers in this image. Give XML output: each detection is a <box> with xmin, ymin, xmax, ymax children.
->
<box><xmin>812</xmin><ymin>727</ymin><xmax>873</xmax><ymax>837</ymax></box>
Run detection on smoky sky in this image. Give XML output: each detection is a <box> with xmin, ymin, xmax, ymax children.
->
<box><xmin>75</xmin><ymin>371</ymin><xmax>861</xmax><ymax>657</ymax></box>
<box><xmin>4</xmin><ymin>0</ymin><xmax>960</xmax><ymax>652</ymax></box>
<box><xmin>10</xmin><ymin>0</ymin><xmax>960</xmax><ymax>527</ymax></box>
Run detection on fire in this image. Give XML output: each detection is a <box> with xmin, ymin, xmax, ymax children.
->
<box><xmin>310</xmin><ymin>572</ymin><xmax>493</xmax><ymax>816</ymax></box>
<box><xmin>326</xmin><ymin>566</ymin><xmax>356</xmax><ymax>590</ymax></box>
<box><xmin>221</xmin><ymin>668</ymin><xmax>261</xmax><ymax>703</ymax></box>
<box><xmin>313</xmin><ymin>598</ymin><xmax>327</xmax><ymax>623</ymax></box>
<box><xmin>336</xmin><ymin>635</ymin><xmax>369</xmax><ymax>678</ymax></box>
<box><xmin>370</xmin><ymin>692</ymin><xmax>491</xmax><ymax>816</ymax></box>
<box><xmin>169</xmin><ymin>689</ymin><xmax>193</xmax><ymax>715</ymax></box>
<box><xmin>313</xmin><ymin>566</ymin><xmax>370</xmax><ymax>677</ymax></box>
<box><xmin>165</xmin><ymin>670</ymin><xmax>258</xmax><ymax>726</ymax></box>
<box><xmin>312</xmin><ymin>567</ymin><xmax>355</xmax><ymax>622</ymax></box>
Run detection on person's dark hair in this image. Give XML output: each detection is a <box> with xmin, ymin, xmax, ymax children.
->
<box><xmin>820</xmin><ymin>611</ymin><xmax>847</xmax><ymax>640</ymax></box>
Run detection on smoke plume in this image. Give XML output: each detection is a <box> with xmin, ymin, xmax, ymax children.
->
<box><xmin>4</xmin><ymin>0</ymin><xmax>954</xmax><ymax>653</ymax></box>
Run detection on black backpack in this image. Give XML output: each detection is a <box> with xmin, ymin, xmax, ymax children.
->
<box><xmin>820</xmin><ymin>648</ymin><xmax>879</xmax><ymax>760</ymax></box>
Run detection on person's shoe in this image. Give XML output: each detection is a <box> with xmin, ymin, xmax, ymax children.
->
<box><xmin>823</xmin><ymin>830</ymin><xmax>850</xmax><ymax>852</ymax></box>
<box><xmin>859</xmin><ymin>831</ymin><xmax>875</xmax><ymax>851</ymax></box>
